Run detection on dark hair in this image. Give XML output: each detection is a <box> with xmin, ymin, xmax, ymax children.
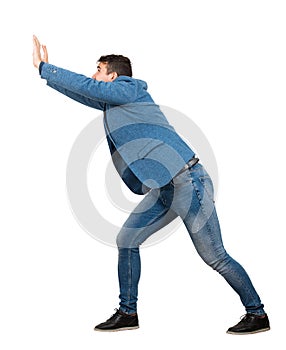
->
<box><xmin>97</xmin><ymin>54</ymin><xmax>132</xmax><ymax>77</ymax></box>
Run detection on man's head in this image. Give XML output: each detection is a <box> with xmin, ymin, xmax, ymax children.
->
<box><xmin>92</xmin><ymin>54</ymin><xmax>132</xmax><ymax>82</ymax></box>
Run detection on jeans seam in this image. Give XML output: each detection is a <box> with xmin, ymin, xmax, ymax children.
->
<box><xmin>191</xmin><ymin>179</ymin><xmax>215</xmax><ymax>233</ymax></box>
<box><xmin>127</xmin><ymin>249</ymin><xmax>132</xmax><ymax>307</ymax></box>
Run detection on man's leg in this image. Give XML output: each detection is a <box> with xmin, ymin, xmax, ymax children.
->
<box><xmin>94</xmin><ymin>187</ymin><xmax>177</xmax><ymax>331</ymax></box>
<box><xmin>171</xmin><ymin>164</ymin><xmax>269</xmax><ymax>334</ymax></box>
<box><xmin>116</xmin><ymin>187</ymin><xmax>177</xmax><ymax>315</ymax></box>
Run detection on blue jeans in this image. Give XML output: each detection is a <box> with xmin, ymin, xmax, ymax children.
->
<box><xmin>116</xmin><ymin>163</ymin><xmax>265</xmax><ymax>316</ymax></box>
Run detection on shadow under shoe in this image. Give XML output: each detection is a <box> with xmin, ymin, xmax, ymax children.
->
<box><xmin>94</xmin><ymin>309</ymin><xmax>139</xmax><ymax>332</ymax></box>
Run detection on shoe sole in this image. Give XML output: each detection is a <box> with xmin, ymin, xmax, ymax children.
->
<box><xmin>226</xmin><ymin>327</ymin><xmax>270</xmax><ymax>335</ymax></box>
<box><xmin>94</xmin><ymin>326</ymin><xmax>139</xmax><ymax>332</ymax></box>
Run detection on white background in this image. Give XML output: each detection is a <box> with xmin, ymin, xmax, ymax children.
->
<box><xmin>1</xmin><ymin>0</ymin><xmax>285</xmax><ymax>349</ymax></box>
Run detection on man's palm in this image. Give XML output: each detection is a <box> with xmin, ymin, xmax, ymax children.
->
<box><xmin>33</xmin><ymin>35</ymin><xmax>48</xmax><ymax>69</ymax></box>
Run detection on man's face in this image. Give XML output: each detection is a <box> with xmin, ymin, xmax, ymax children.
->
<box><xmin>92</xmin><ymin>62</ymin><xmax>117</xmax><ymax>82</ymax></box>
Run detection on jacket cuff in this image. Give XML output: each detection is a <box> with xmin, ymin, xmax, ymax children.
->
<box><xmin>39</xmin><ymin>61</ymin><xmax>45</xmax><ymax>75</ymax></box>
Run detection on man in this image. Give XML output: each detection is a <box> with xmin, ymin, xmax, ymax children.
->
<box><xmin>32</xmin><ymin>35</ymin><xmax>270</xmax><ymax>335</ymax></box>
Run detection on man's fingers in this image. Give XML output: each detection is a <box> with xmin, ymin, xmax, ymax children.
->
<box><xmin>42</xmin><ymin>45</ymin><xmax>49</xmax><ymax>63</ymax></box>
<box><xmin>33</xmin><ymin>35</ymin><xmax>49</xmax><ymax>68</ymax></box>
<box><xmin>32</xmin><ymin>35</ymin><xmax>44</xmax><ymax>68</ymax></box>
<box><xmin>33</xmin><ymin>35</ymin><xmax>41</xmax><ymax>49</ymax></box>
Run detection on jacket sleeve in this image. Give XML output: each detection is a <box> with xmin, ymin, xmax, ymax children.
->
<box><xmin>41</xmin><ymin>63</ymin><xmax>138</xmax><ymax>106</ymax></box>
<box><xmin>46</xmin><ymin>81</ymin><xmax>106</xmax><ymax>110</ymax></box>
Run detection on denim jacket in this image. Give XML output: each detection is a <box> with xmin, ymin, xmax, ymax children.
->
<box><xmin>40</xmin><ymin>63</ymin><xmax>195</xmax><ymax>194</ymax></box>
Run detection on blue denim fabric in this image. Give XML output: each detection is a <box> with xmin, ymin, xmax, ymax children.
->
<box><xmin>104</xmin><ymin>103</ymin><xmax>195</xmax><ymax>193</ymax></box>
<box><xmin>117</xmin><ymin>163</ymin><xmax>265</xmax><ymax>316</ymax></box>
<box><xmin>40</xmin><ymin>63</ymin><xmax>265</xmax><ymax>317</ymax></box>
<box><xmin>40</xmin><ymin>63</ymin><xmax>195</xmax><ymax>193</ymax></box>
<box><xmin>41</xmin><ymin>63</ymin><xmax>154</xmax><ymax>108</ymax></box>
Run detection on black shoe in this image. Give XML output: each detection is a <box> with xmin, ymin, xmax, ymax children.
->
<box><xmin>94</xmin><ymin>309</ymin><xmax>139</xmax><ymax>332</ymax></box>
<box><xmin>227</xmin><ymin>314</ymin><xmax>270</xmax><ymax>335</ymax></box>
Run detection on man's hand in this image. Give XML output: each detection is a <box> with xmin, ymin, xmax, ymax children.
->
<box><xmin>33</xmin><ymin>35</ymin><xmax>49</xmax><ymax>69</ymax></box>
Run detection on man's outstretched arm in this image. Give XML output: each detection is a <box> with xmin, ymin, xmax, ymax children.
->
<box><xmin>33</xmin><ymin>36</ymin><xmax>138</xmax><ymax>106</ymax></box>
<box><xmin>33</xmin><ymin>35</ymin><xmax>106</xmax><ymax>110</ymax></box>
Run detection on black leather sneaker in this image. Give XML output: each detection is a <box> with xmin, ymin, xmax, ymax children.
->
<box><xmin>227</xmin><ymin>314</ymin><xmax>270</xmax><ymax>335</ymax></box>
<box><xmin>94</xmin><ymin>309</ymin><xmax>139</xmax><ymax>332</ymax></box>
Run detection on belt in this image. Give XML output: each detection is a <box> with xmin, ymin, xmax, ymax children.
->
<box><xmin>173</xmin><ymin>157</ymin><xmax>199</xmax><ymax>179</ymax></box>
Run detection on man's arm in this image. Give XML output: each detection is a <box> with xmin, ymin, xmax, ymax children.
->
<box><xmin>33</xmin><ymin>35</ymin><xmax>137</xmax><ymax>107</ymax></box>
<box><xmin>40</xmin><ymin>63</ymin><xmax>137</xmax><ymax>106</ymax></box>
<box><xmin>33</xmin><ymin>36</ymin><xmax>105</xmax><ymax>110</ymax></box>
<box><xmin>46</xmin><ymin>79</ymin><xmax>106</xmax><ymax>111</ymax></box>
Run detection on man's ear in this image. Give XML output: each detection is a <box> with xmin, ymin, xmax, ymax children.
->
<box><xmin>110</xmin><ymin>72</ymin><xmax>118</xmax><ymax>81</ymax></box>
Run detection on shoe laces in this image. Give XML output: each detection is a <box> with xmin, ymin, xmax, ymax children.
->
<box><xmin>105</xmin><ymin>308</ymin><xmax>119</xmax><ymax>322</ymax></box>
<box><xmin>239</xmin><ymin>314</ymin><xmax>256</xmax><ymax>323</ymax></box>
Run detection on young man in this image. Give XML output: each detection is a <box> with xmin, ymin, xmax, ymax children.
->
<box><xmin>32</xmin><ymin>35</ymin><xmax>270</xmax><ymax>335</ymax></box>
